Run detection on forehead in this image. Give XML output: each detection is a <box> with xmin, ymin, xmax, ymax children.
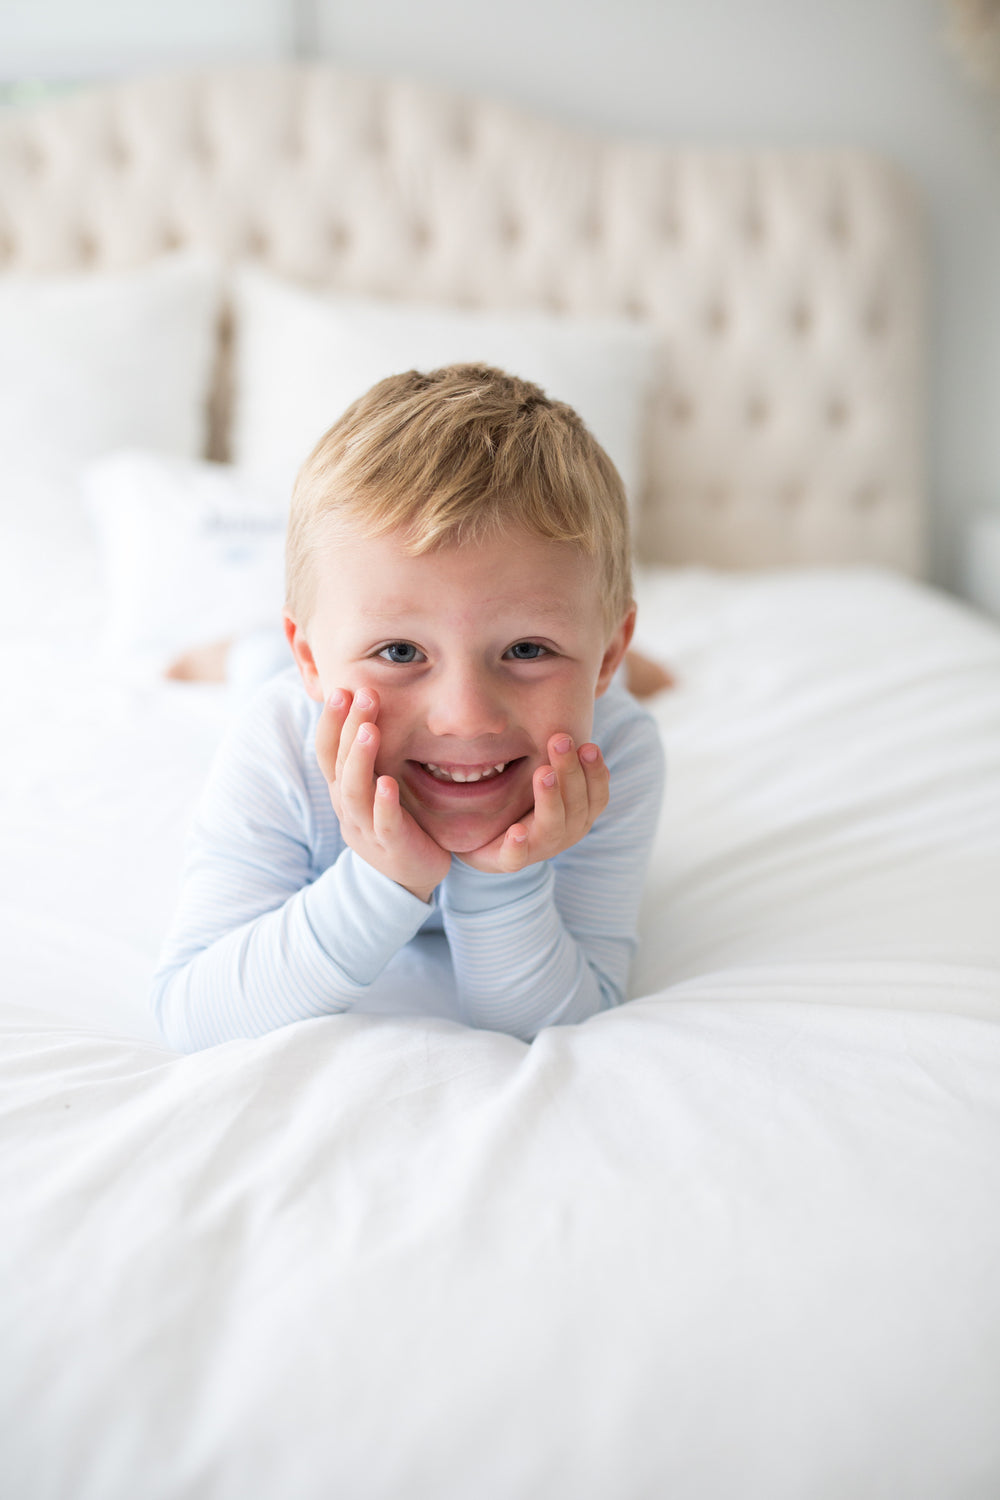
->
<box><xmin>313</xmin><ymin>522</ymin><xmax>600</xmax><ymax>623</ymax></box>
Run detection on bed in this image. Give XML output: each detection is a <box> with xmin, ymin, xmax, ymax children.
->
<box><xmin>2</xmin><ymin>63</ymin><xmax>999</xmax><ymax>1500</ymax></box>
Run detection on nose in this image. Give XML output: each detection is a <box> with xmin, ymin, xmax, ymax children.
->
<box><xmin>424</xmin><ymin>662</ymin><xmax>509</xmax><ymax>742</ymax></box>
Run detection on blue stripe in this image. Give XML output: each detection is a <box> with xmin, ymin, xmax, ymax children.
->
<box><xmin>150</xmin><ymin>668</ymin><xmax>665</xmax><ymax>1050</ymax></box>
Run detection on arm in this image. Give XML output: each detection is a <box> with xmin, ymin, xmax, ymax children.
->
<box><xmin>439</xmin><ymin>693</ymin><xmax>665</xmax><ymax>1041</ymax></box>
<box><xmin>150</xmin><ymin>684</ymin><xmax>432</xmax><ymax>1051</ymax></box>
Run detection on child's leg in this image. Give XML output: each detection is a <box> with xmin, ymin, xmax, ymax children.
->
<box><xmin>165</xmin><ymin>628</ymin><xmax>291</xmax><ymax>693</ymax></box>
<box><xmin>624</xmin><ymin>649</ymin><xmax>674</xmax><ymax>699</ymax></box>
<box><xmin>165</xmin><ymin>639</ymin><xmax>233</xmax><ymax>682</ymax></box>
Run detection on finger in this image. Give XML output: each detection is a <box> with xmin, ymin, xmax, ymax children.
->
<box><xmin>577</xmin><ymin>743</ymin><xmax>610</xmax><ymax>825</ymax></box>
<box><xmin>336</xmin><ymin>687</ymin><xmax>379</xmax><ymax>782</ymax></box>
<box><xmin>316</xmin><ymin>689</ymin><xmax>351</xmax><ymax>784</ymax></box>
<box><xmin>496</xmin><ymin>823</ymin><xmax>530</xmax><ymax>873</ymax></box>
<box><xmin>548</xmin><ymin>733</ymin><xmax>589</xmax><ymax>827</ymax></box>
<box><xmin>372</xmin><ymin>774</ymin><xmax>403</xmax><ymax>845</ymax></box>
<box><xmin>338</xmin><ymin>718</ymin><xmax>380</xmax><ymax>829</ymax></box>
<box><xmin>530</xmin><ymin>763</ymin><xmax>566</xmax><ymax>848</ymax></box>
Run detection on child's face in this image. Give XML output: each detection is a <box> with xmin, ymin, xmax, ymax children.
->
<box><xmin>286</xmin><ymin>522</ymin><xmax>634</xmax><ymax>854</ymax></box>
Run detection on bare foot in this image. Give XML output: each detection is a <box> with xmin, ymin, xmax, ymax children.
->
<box><xmin>165</xmin><ymin>638</ymin><xmax>233</xmax><ymax>682</ymax></box>
<box><xmin>625</xmin><ymin>648</ymin><xmax>675</xmax><ymax>699</ymax></box>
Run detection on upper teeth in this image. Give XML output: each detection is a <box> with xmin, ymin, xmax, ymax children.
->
<box><xmin>425</xmin><ymin>762</ymin><xmax>507</xmax><ymax>783</ymax></box>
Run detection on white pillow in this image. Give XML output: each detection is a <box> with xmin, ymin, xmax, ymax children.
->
<box><xmin>84</xmin><ymin>450</ymin><xmax>287</xmax><ymax>671</ymax></box>
<box><xmin>0</xmin><ymin>254</ymin><xmax>222</xmax><ymax>638</ymax></box>
<box><xmin>230</xmin><ymin>267</ymin><xmax>658</xmax><ymax>511</ymax></box>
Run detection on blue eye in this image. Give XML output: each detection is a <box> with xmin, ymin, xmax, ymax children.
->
<box><xmin>378</xmin><ymin>642</ymin><xmax>423</xmax><ymax>664</ymax></box>
<box><xmin>506</xmin><ymin>642</ymin><xmax>548</xmax><ymax>661</ymax></box>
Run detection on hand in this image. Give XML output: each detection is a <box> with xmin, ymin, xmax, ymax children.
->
<box><xmin>458</xmin><ymin>732</ymin><xmax>609</xmax><ymax>875</ymax></box>
<box><xmin>315</xmin><ymin>687</ymin><xmax>452</xmax><ymax>903</ymax></box>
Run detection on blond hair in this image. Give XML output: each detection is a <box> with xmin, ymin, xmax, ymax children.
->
<box><xmin>285</xmin><ymin>364</ymin><xmax>632</xmax><ymax>631</ymax></box>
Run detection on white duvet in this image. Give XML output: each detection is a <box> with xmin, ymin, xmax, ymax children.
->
<box><xmin>2</xmin><ymin>567</ymin><xmax>999</xmax><ymax>1500</ymax></box>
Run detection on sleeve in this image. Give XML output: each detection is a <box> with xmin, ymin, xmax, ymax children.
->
<box><xmin>438</xmin><ymin>697</ymin><xmax>665</xmax><ymax>1042</ymax></box>
<box><xmin>150</xmin><ymin>694</ymin><xmax>432</xmax><ymax>1051</ymax></box>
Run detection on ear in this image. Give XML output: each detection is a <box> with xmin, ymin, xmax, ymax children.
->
<box><xmin>283</xmin><ymin>612</ymin><xmax>325</xmax><ymax>703</ymax></box>
<box><xmin>595</xmin><ymin>604</ymin><xmax>637</xmax><ymax>698</ymax></box>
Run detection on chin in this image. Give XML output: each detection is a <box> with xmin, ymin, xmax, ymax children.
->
<box><xmin>433</xmin><ymin>825</ymin><xmax>503</xmax><ymax>855</ymax></box>
<box><xmin>421</xmin><ymin>811</ymin><xmax>518</xmax><ymax>855</ymax></box>
<box><xmin>399</xmin><ymin>761</ymin><xmax>535</xmax><ymax>857</ymax></box>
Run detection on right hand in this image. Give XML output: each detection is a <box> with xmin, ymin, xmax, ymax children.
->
<box><xmin>315</xmin><ymin>687</ymin><xmax>452</xmax><ymax>904</ymax></box>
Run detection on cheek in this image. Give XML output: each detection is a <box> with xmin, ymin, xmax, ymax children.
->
<box><xmin>532</xmin><ymin>683</ymin><xmax>596</xmax><ymax>748</ymax></box>
<box><xmin>351</xmin><ymin>679</ymin><xmax>410</xmax><ymax>765</ymax></box>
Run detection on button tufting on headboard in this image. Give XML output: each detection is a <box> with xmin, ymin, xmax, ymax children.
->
<box><xmin>0</xmin><ymin>62</ymin><xmax>927</xmax><ymax>574</ymax></box>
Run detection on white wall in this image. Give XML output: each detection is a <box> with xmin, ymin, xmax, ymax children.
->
<box><xmin>4</xmin><ymin>0</ymin><xmax>1000</xmax><ymax>588</ymax></box>
<box><xmin>0</xmin><ymin>0</ymin><xmax>291</xmax><ymax>77</ymax></box>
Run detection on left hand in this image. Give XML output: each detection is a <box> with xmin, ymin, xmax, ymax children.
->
<box><xmin>458</xmin><ymin>732</ymin><xmax>609</xmax><ymax>875</ymax></box>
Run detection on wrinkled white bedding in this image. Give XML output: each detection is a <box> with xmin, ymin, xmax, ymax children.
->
<box><xmin>2</xmin><ymin>567</ymin><xmax>1000</xmax><ymax>1500</ymax></box>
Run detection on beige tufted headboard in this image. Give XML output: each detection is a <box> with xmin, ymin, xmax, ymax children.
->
<box><xmin>0</xmin><ymin>62</ymin><xmax>927</xmax><ymax>573</ymax></box>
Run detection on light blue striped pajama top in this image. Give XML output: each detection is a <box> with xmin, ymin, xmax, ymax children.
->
<box><xmin>151</xmin><ymin>667</ymin><xmax>665</xmax><ymax>1051</ymax></box>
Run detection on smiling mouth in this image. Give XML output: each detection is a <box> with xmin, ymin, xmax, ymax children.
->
<box><xmin>423</xmin><ymin>761</ymin><xmax>508</xmax><ymax>783</ymax></box>
<box><xmin>408</xmin><ymin>757</ymin><xmax>526</xmax><ymax>794</ymax></box>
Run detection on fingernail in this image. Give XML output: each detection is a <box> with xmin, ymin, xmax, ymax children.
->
<box><xmin>580</xmin><ymin>745</ymin><xmax>600</xmax><ymax>764</ymax></box>
<box><xmin>357</xmin><ymin>725</ymin><xmax>373</xmax><ymax>743</ymax></box>
<box><xmin>552</xmin><ymin>735</ymin><xmax>573</xmax><ymax>755</ymax></box>
<box><xmin>328</xmin><ymin>689</ymin><xmax>347</xmax><ymax>710</ymax></box>
<box><xmin>355</xmin><ymin>690</ymin><xmax>374</xmax><ymax>711</ymax></box>
<box><xmin>541</xmin><ymin>770</ymin><xmax>557</xmax><ymax>787</ymax></box>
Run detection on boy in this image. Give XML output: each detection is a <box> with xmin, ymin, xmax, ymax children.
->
<box><xmin>152</xmin><ymin>365</ymin><xmax>665</xmax><ymax>1050</ymax></box>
